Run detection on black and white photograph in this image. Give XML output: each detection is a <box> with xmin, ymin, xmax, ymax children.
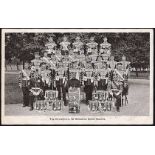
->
<box><xmin>1</xmin><ymin>29</ymin><xmax>153</xmax><ymax>125</ymax></box>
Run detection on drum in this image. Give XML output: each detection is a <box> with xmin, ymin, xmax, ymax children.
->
<box><xmin>34</xmin><ymin>100</ymin><xmax>47</xmax><ymax>111</ymax></box>
<box><xmin>99</xmin><ymin>100</ymin><xmax>112</xmax><ymax>112</ymax></box>
<box><xmin>92</xmin><ymin>90</ymin><xmax>104</xmax><ymax>101</ymax></box>
<box><xmin>89</xmin><ymin>100</ymin><xmax>99</xmax><ymax>112</ymax></box>
<box><xmin>52</xmin><ymin>100</ymin><xmax>63</xmax><ymax>111</ymax></box>
<box><xmin>68</xmin><ymin>88</ymin><xmax>80</xmax><ymax>113</ymax></box>
<box><xmin>45</xmin><ymin>90</ymin><xmax>58</xmax><ymax>100</ymax></box>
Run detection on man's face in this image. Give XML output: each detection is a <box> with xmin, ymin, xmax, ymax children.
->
<box><xmin>35</xmin><ymin>54</ymin><xmax>40</xmax><ymax>59</ymax></box>
<box><xmin>76</xmin><ymin>37</ymin><xmax>80</xmax><ymax>42</ymax></box>
<box><xmin>104</xmin><ymin>37</ymin><xmax>107</xmax><ymax>42</ymax></box>
<box><xmin>110</xmin><ymin>56</ymin><xmax>114</xmax><ymax>61</ymax></box>
<box><xmin>117</xmin><ymin>64</ymin><xmax>122</xmax><ymax>70</ymax></box>
<box><xmin>41</xmin><ymin>64</ymin><xmax>46</xmax><ymax>70</ymax></box>
<box><xmin>25</xmin><ymin>63</ymin><xmax>29</xmax><ymax>69</ymax></box>
<box><xmin>63</xmin><ymin>37</ymin><xmax>67</xmax><ymax>41</ymax></box>
<box><xmin>122</xmin><ymin>56</ymin><xmax>126</xmax><ymax>61</ymax></box>
<box><xmin>49</xmin><ymin>37</ymin><xmax>53</xmax><ymax>42</ymax></box>
<box><xmin>44</xmin><ymin>52</ymin><xmax>48</xmax><ymax>57</ymax></box>
<box><xmin>90</xmin><ymin>37</ymin><xmax>94</xmax><ymax>42</ymax></box>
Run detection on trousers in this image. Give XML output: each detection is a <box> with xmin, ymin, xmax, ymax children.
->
<box><xmin>22</xmin><ymin>87</ymin><xmax>30</xmax><ymax>106</ymax></box>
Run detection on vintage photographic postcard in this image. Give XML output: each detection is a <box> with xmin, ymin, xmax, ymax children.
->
<box><xmin>1</xmin><ymin>29</ymin><xmax>154</xmax><ymax>125</ymax></box>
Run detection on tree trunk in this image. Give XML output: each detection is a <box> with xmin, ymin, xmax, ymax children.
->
<box><xmin>135</xmin><ymin>69</ymin><xmax>138</xmax><ymax>77</ymax></box>
<box><xmin>23</xmin><ymin>61</ymin><xmax>25</xmax><ymax>69</ymax></box>
<box><xmin>16</xmin><ymin>62</ymin><xmax>19</xmax><ymax>70</ymax></box>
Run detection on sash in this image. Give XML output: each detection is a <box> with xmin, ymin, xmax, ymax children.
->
<box><xmin>69</xmin><ymin>55</ymin><xmax>74</xmax><ymax>62</ymax></box>
<box><xmin>55</xmin><ymin>55</ymin><xmax>60</xmax><ymax>61</ymax></box>
<box><xmin>115</xmin><ymin>69</ymin><xmax>124</xmax><ymax>81</ymax></box>
<box><xmin>43</xmin><ymin>57</ymin><xmax>55</xmax><ymax>67</ymax></box>
<box><xmin>22</xmin><ymin>69</ymin><xmax>30</xmax><ymax>80</ymax></box>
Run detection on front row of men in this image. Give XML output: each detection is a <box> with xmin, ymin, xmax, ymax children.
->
<box><xmin>19</xmin><ymin>55</ymin><xmax>129</xmax><ymax>112</ymax></box>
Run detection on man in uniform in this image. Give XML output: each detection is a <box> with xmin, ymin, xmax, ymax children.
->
<box><xmin>55</xmin><ymin>60</ymin><xmax>69</xmax><ymax>106</ymax></box>
<box><xmin>39</xmin><ymin>62</ymin><xmax>51</xmax><ymax>94</ymax></box>
<box><xmin>29</xmin><ymin>67</ymin><xmax>44</xmax><ymax>111</ymax></box>
<box><xmin>86</xmin><ymin>36</ymin><xmax>98</xmax><ymax>55</ymax></box>
<box><xmin>108</xmin><ymin>63</ymin><xmax>124</xmax><ymax>112</ymax></box>
<box><xmin>45</xmin><ymin>36</ymin><xmax>57</xmax><ymax>57</ymax></box>
<box><xmin>100</xmin><ymin>37</ymin><xmax>111</xmax><ymax>55</ymax></box>
<box><xmin>108</xmin><ymin>55</ymin><xmax>117</xmax><ymax>71</ymax></box>
<box><xmin>83</xmin><ymin>55</ymin><xmax>94</xmax><ymax>105</ymax></box>
<box><xmin>96</xmin><ymin>61</ymin><xmax>109</xmax><ymax>91</ymax></box>
<box><xmin>60</xmin><ymin>36</ymin><xmax>71</xmax><ymax>56</ymax></box>
<box><xmin>41</xmin><ymin>50</ymin><xmax>56</xmax><ymax>69</ymax></box>
<box><xmin>18</xmin><ymin>62</ymin><xmax>31</xmax><ymax>107</ymax></box>
<box><xmin>72</xmin><ymin>36</ymin><xmax>84</xmax><ymax>56</ymax></box>
<box><xmin>31</xmin><ymin>51</ymin><xmax>42</xmax><ymax>72</ymax></box>
<box><xmin>119</xmin><ymin>55</ymin><xmax>131</xmax><ymax>79</ymax></box>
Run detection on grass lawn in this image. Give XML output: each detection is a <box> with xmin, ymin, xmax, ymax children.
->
<box><xmin>5</xmin><ymin>73</ymin><xmax>23</xmax><ymax>104</ymax></box>
<box><xmin>4</xmin><ymin>72</ymin><xmax>150</xmax><ymax>116</ymax></box>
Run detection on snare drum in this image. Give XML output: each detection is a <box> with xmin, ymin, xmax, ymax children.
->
<box><xmin>52</xmin><ymin>100</ymin><xmax>63</xmax><ymax>111</ymax></box>
<box><xmin>89</xmin><ymin>100</ymin><xmax>99</xmax><ymax>112</ymax></box>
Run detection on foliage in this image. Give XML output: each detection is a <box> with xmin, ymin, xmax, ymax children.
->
<box><xmin>5</xmin><ymin>32</ymin><xmax>150</xmax><ymax>67</ymax></box>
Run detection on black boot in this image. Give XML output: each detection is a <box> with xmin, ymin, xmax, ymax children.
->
<box><xmin>116</xmin><ymin>106</ymin><xmax>120</xmax><ymax>112</ymax></box>
<box><xmin>30</xmin><ymin>106</ymin><xmax>33</xmax><ymax>111</ymax></box>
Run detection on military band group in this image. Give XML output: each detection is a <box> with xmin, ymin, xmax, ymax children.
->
<box><xmin>19</xmin><ymin>36</ymin><xmax>130</xmax><ymax>113</ymax></box>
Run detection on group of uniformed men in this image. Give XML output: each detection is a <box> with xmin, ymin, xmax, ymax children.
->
<box><xmin>19</xmin><ymin>36</ymin><xmax>130</xmax><ymax>112</ymax></box>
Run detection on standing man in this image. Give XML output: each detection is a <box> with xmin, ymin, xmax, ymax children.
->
<box><xmin>60</xmin><ymin>36</ymin><xmax>71</xmax><ymax>56</ymax></box>
<box><xmin>19</xmin><ymin>62</ymin><xmax>31</xmax><ymax>107</ymax></box>
<box><xmin>83</xmin><ymin>55</ymin><xmax>94</xmax><ymax>105</ymax></box>
<box><xmin>41</xmin><ymin>50</ymin><xmax>56</xmax><ymax>69</ymax></box>
<box><xmin>45</xmin><ymin>36</ymin><xmax>57</xmax><ymax>57</ymax></box>
<box><xmin>29</xmin><ymin>68</ymin><xmax>44</xmax><ymax>111</ymax></box>
<box><xmin>119</xmin><ymin>55</ymin><xmax>131</xmax><ymax>79</ymax></box>
<box><xmin>86</xmin><ymin>36</ymin><xmax>98</xmax><ymax>55</ymax></box>
<box><xmin>72</xmin><ymin>36</ymin><xmax>84</xmax><ymax>56</ymax></box>
<box><xmin>31</xmin><ymin>51</ymin><xmax>42</xmax><ymax>72</ymax></box>
<box><xmin>108</xmin><ymin>55</ymin><xmax>117</xmax><ymax>71</ymax></box>
<box><xmin>39</xmin><ymin>62</ymin><xmax>51</xmax><ymax>94</ymax></box>
<box><xmin>96</xmin><ymin>61</ymin><xmax>109</xmax><ymax>91</ymax></box>
<box><xmin>55</xmin><ymin>60</ymin><xmax>68</xmax><ymax>106</ymax></box>
<box><xmin>100</xmin><ymin>37</ymin><xmax>111</xmax><ymax>55</ymax></box>
<box><xmin>108</xmin><ymin>63</ymin><xmax>124</xmax><ymax>112</ymax></box>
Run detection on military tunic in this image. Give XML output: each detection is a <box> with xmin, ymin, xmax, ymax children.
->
<box><xmin>72</xmin><ymin>41</ymin><xmax>84</xmax><ymax>55</ymax></box>
<box><xmin>31</xmin><ymin>58</ymin><xmax>42</xmax><ymax>71</ymax></box>
<box><xmin>86</xmin><ymin>41</ymin><xmax>98</xmax><ymax>55</ymax></box>
<box><xmin>60</xmin><ymin>41</ymin><xmax>70</xmax><ymax>55</ymax></box>
<box><xmin>45</xmin><ymin>41</ymin><xmax>57</xmax><ymax>55</ymax></box>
